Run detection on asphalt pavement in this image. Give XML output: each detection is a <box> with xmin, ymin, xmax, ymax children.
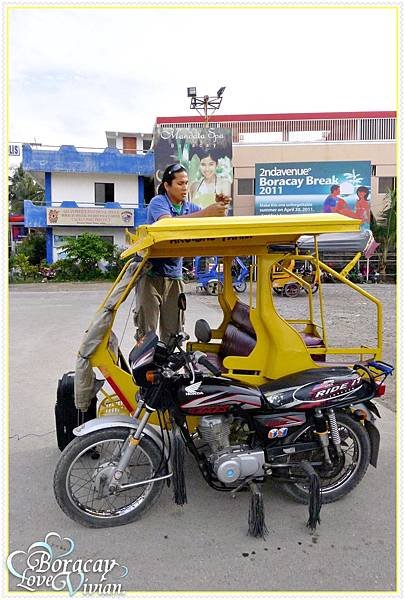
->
<box><xmin>7</xmin><ymin>282</ymin><xmax>397</xmax><ymax>595</ymax></box>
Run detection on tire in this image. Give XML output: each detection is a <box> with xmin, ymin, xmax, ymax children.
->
<box><xmin>233</xmin><ymin>281</ymin><xmax>247</xmax><ymax>293</ymax></box>
<box><xmin>281</xmin><ymin>413</ymin><xmax>371</xmax><ymax>504</ymax></box>
<box><xmin>283</xmin><ymin>283</ymin><xmax>301</xmax><ymax>298</ymax></box>
<box><xmin>206</xmin><ymin>280</ymin><xmax>223</xmax><ymax>295</ymax></box>
<box><xmin>54</xmin><ymin>428</ymin><xmax>165</xmax><ymax>527</ymax></box>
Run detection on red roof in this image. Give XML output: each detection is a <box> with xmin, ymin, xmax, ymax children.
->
<box><xmin>156</xmin><ymin>111</ymin><xmax>396</xmax><ymax>124</ymax></box>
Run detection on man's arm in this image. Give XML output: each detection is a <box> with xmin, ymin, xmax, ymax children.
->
<box><xmin>158</xmin><ymin>199</ymin><xmax>230</xmax><ymax>220</ymax></box>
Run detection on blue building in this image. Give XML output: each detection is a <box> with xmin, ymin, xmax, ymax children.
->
<box><xmin>22</xmin><ymin>142</ymin><xmax>154</xmax><ymax>263</ymax></box>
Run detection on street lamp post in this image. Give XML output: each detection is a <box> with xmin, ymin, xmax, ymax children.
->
<box><xmin>187</xmin><ymin>87</ymin><xmax>226</xmax><ymax>127</ymax></box>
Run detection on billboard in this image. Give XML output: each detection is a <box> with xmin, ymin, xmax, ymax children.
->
<box><xmin>154</xmin><ymin>127</ymin><xmax>233</xmax><ymax>208</ymax></box>
<box><xmin>255</xmin><ymin>161</ymin><xmax>371</xmax><ymax>229</ymax></box>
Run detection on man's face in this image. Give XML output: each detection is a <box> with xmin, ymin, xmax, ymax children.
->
<box><xmin>165</xmin><ymin>172</ymin><xmax>189</xmax><ymax>204</ymax></box>
<box><xmin>333</xmin><ymin>186</ymin><xmax>341</xmax><ymax>196</ymax></box>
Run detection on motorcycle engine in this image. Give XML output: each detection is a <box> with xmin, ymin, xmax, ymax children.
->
<box><xmin>198</xmin><ymin>415</ymin><xmax>265</xmax><ymax>484</ymax></box>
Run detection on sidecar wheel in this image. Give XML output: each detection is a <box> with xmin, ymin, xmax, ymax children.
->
<box><xmin>280</xmin><ymin>413</ymin><xmax>371</xmax><ymax>504</ymax></box>
<box><xmin>54</xmin><ymin>428</ymin><xmax>165</xmax><ymax>527</ymax></box>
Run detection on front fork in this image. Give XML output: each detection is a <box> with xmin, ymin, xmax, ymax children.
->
<box><xmin>314</xmin><ymin>408</ymin><xmax>343</xmax><ymax>465</ymax></box>
<box><xmin>106</xmin><ymin>390</ymin><xmax>160</xmax><ymax>493</ymax></box>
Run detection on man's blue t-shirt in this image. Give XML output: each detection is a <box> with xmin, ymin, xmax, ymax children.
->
<box><xmin>146</xmin><ymin>194</ymin><xmax>201</xmax><ymax>278</ymax></box>
<box><xmin>323</xmin><ymin>195</ymin><xmax>337</xmax><ymax>213</ymax></box>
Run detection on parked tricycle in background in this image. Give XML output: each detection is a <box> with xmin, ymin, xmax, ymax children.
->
<box><xmin>195</xmin><ymin>255</ymin><xmax>249</xmax><ymax>294</ymax></box>
<box><xmin>271</xmin><ymin>229</ymin><xmax>379</xmax><ymax>297</ymax></box>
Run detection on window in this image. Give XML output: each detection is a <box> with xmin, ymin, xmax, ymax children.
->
<box><xmin>237</xmin><ymin>179</ymin><xmax>254</xmax><ymax>195</ymax></box>
<box><xmin>143</xmin><ymin>177</ymin><xmax>156</xmax><ymax>205</ymax></box>
<box><xmin>143</xmin><ymin>139</ymin><xmax>152</xmax><ymax>152</ymax></box>
<box><xmin>99</xmin><ymin>235</ymin><xmax>114</xmax><ymax>246</ymax></box>
<box><xmin>378</xmin><ymin>177</ymin><xmax>396</xmax><ymax>194</ymax></box>
<box><xmin>95</xmin><ymin>183</ymin><xmax>115</xmax><ymax>205</ymax></box>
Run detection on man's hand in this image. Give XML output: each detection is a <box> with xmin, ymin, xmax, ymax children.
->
<box><xmin>200</xmin><ymin>202</ymin><xmax>229</xmax><ymax>217</ymax></box>
<box><xmin>215</xmin><ymin>193</ymin><xmax>231</xmax><ymax>206</ymax></box>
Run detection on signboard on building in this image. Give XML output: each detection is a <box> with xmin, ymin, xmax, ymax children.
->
<box><xmin>9</xmin><ymin>144</ymin><xmax>21</xmax><ymax>156</ymax></box>
<box><xmin>46</xmin><ymin>207</ymin><xmax>134</xmax><ymax>227</ymax></box>
<box><xmin>255</xmin><ymin>160</ymin><xmax>371</xmax><ymax>229</ymax></box>
<box><xmin>154</xmin><ymin>127</ymin><xmax>233</xmax><ymax>208</ymax></box>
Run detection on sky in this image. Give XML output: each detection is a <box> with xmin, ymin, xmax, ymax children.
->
<box><xmin>7</xmin><ymin>5</ymin><xmax>398</xmax><ymax>152</ymax></box>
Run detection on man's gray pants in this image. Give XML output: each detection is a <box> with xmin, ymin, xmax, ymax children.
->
<box><xmin>134</xmin><ymin>275</ymin><xmax>184</xmax><ymax>344</ymax></box>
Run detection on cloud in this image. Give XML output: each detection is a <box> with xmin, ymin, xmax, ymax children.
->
<box><xmin>8</xmin><ymin>6</ymin><xmax>397</xmax><ymax>147</ymax></box>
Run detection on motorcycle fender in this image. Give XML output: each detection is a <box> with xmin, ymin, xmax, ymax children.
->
<box><xmin>73</xmin><ymin>415</ymin><xmax>171</xmax><ymax>464</ymax></box>
<box><xmin>364</xmin><ymin>419</ymin><xmax>380</xmax><ymax>468</ymax></box>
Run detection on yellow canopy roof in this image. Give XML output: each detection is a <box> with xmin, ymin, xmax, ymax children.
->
<box><xmin>121</xmin><ymin>214</ymin><xmax>361</xmax><ymax>259</ymax></box>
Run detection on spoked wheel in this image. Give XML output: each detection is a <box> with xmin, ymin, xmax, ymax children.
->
<box><xmin>54</xmin><ymin>428</ymin><xmax>165</xmax><ymax>527</ymax></box>
<box><xmin>206</xmin><ymin>280</ymin><xmax>223</xmax><ymax>295</ymax></box>
<box><xmin>280</xmin><ymin>413</ymin><xmax>371</xmax><ymax>504</ymax></box>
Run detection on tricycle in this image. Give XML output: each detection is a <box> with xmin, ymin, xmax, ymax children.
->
<box><xmin>195</xmin><ymin>255</ymin><xmax>249</xmax><ymax>294</ymax></box>
<box><xmin>54</xmin><ymin>213</ymin><xmax>392</xmax><ymax>537</ymax></box>
<box><xmin>272</xmin><ymin>229</ymin><xmax>378</xmax><ymax>297</ymax></box>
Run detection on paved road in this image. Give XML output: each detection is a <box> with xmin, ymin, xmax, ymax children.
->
<box><xmin>7</xmin><ymin>283</ymin><xmax>396</xmax><ymax>594</ymax></box>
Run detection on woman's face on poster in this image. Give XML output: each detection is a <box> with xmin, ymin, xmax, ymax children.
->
<box><xmin>200</xmin><ymin>155</ymin><xmax>217</xmax><ymax>180</ymax></box>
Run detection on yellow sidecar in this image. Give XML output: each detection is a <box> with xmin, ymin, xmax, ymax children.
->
<box><xmin>62</xmin><ymin>212</ymin><xmax>383</xmax><ymax>446</ymax></box>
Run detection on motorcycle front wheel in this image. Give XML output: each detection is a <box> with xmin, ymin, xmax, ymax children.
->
<box><xmin>54</xmin><ymin>428</ymin><xmax>165</xmax><ymax>528</ymax></box>
<box><xmin>281</xmin><ymin>413</ymin><xmax>371</xmax><ymax>504</ymax></box>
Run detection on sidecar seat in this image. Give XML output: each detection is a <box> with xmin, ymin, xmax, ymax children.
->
<box><xmin>200</xmin><ymin>301</ymin><xmax>324</xmax><ymax>372</ymax></box>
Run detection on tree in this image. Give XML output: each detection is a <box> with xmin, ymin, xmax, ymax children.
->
<box><xmin>61</xmin><ymin>233</ymin><xmax>111</xmax><ymax>274</ymax></box>
<box><xmin>17</xmin><ymin>231</ymin><xmax>46</xmax><ymax>265</ymax></box>
<box><xmin>371</xmin><ymin>188</ymin><xmax>396</xmax><ymax>277</ymax></box>
<box><xmin>9</xmin><ymin>165</ymin><xmax>44</xmax><ymax>214</ymax></box>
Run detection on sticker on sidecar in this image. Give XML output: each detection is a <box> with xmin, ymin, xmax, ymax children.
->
<box><xmin>293</xmin><ymin>376</ymin><xmax>363</xmax><ymax>403</ymax></box>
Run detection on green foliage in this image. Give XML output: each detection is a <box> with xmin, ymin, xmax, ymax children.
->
<box><xmin>17</xmin><ymin>231</ymin><xmax>46</xmax><ymax>265</ymax></box>
<box><xmin>9</xmin><ymin>253</ymin><xmax>38</xmax><ymax>281</ymax></box>
<box><xmin>9</xmin><ymin>165</ymin><xmax>44</xmax><ymax>214</ymax></box>
<box><xmin>102</xmin><ymin>244</ymin><xmax>126</xmax><ymax>278</ymax></box>
<box><xmin>61</xmin><ymin>233</ymin><xmax>110</xmax><ymax>272</ymax></box>
<box><xmin>371</xmin><ymin>188</ymin><xmax>396</xmax><ymax>276</ymax></box>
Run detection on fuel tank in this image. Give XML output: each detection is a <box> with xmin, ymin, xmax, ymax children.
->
<box><xmin>261</xmin><ymin>366</ymin><xmax>371</xmax><ymax>411</ymax></box>
<box><xmin>179</xmin><ymin>376</ymin><xmax>263</xmax><ymax>415</ymax></box>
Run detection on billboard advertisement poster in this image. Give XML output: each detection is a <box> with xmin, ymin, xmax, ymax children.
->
<box><xmin>255</xmin><ymin>161</ymin><xmax>371</xmax><ymax>229</ymax></box>
<box><xmin>154</xmin><ymin>127</ymin><xmax>233</xmax><ymax>208</ymax></box>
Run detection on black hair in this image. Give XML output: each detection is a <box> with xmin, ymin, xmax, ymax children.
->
<box><xmin>157</xmin><ymin>163</ymin><xmax>187</xmax><ymax>195</ymax></box>
<box><xmin>192</xmin><ymin>146</ymin><xmax>222</xmax><ymax>163</ymax></box>
<box><xmin>356</xmin><ymin>186</ymin><xmax>369</xmax><ymax>199</ymax></box>
<box><xmin>330</xmin><ymin>184</ymin><xmax>340</xmax><ymax>193</ymax></box>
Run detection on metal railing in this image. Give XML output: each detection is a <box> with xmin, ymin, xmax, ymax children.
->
<box><xmin>157</xmin><ymin>117</ymin><xmax>396</xmax><ymax>144</ymax></box>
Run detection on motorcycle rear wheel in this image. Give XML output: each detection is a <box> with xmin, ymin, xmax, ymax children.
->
<box><xmin>281</xmin><ymin>413</ymin><xmax>371</xmax><ymax>504</ymax></box>
<box><xmin>54</xmin><ymin>428</ymin><xmax>165</xmax><ymax>527</ymax></box>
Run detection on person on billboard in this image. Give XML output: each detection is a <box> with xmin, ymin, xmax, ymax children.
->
<box><xmin>134</xmin><ymin>163</ymin><xmax>230</xmax><ymax>344</ymax></box>
<box><xmin>323</xmin><ymin>184</ymin><xmax>343</xmax><ymax>213</ymax></box>
<box><xmin>353</xmin><ymin>186</ymin><xmax>371</xmax><ymax>224</ymax></box>
<box><xmin>190</xmin><ymin>147</ymin><xmax>232</xmax><ymax>208</ymax></box>
<box><xmin>330</xmin><ymin>185</ymin><xmax>371</xmax><ymax>224</ymax></box>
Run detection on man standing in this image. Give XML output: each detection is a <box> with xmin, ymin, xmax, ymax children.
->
<box><xmin>134</xmin><ymin>163</ymin><xmax>229</xmax><ymax>343</ymax></box>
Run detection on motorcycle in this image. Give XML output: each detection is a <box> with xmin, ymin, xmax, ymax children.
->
<box><xmin>53</xmin><ymin>295</ymin><xmax>393</xmax><ymax>537</ymax></box>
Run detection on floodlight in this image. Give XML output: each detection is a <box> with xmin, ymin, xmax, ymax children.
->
<box><xmin>187</xmin><ymin>87</ymin><xmax>197</xmax><ymax>98</ymax></box>
<box><xmin>217</xmin><ymin>86</ymin><xmax>226</xmax><ymax>98</ymax></box>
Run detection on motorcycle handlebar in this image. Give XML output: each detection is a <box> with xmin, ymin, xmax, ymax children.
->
<box><xmin>193</xmin><ymin>351</ymin><xmax>222</xmax><ymax>377</ymax></box>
